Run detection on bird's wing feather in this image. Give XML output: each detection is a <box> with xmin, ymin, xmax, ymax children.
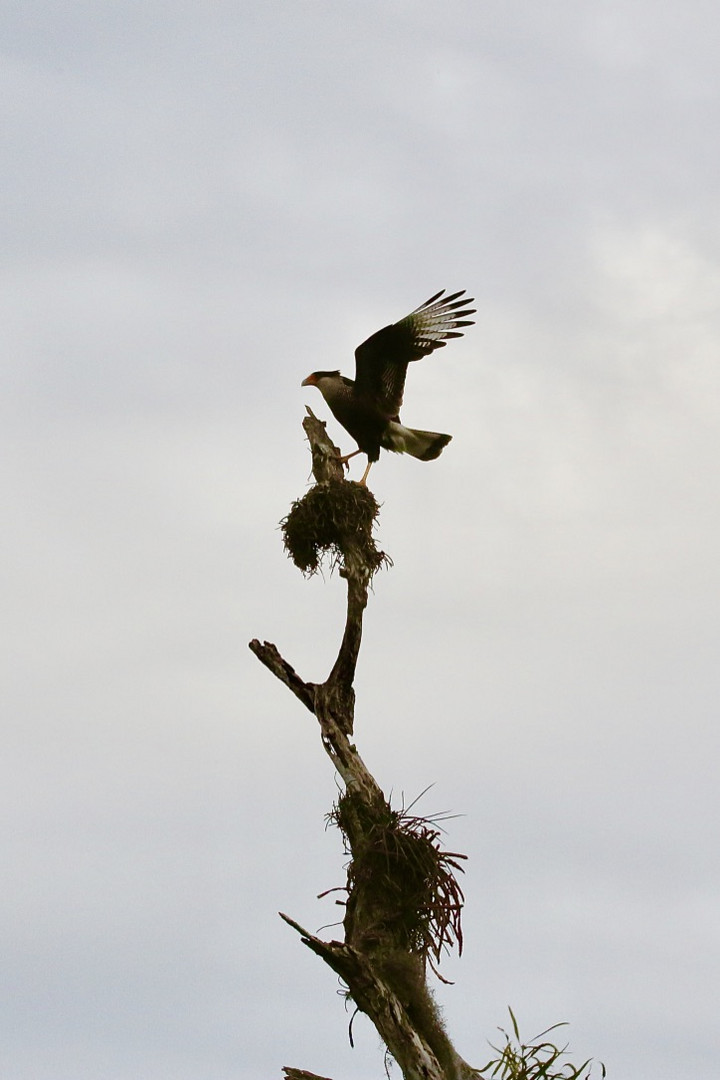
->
<box><xmin>354</xmin><ymin>289</ymin><xmax>475</xmax><ymax>417</ymax></box>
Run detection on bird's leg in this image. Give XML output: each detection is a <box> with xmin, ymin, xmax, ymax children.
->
<box><xmin>357</xmin><ymin>460</ymin><xmax>373</xmax><ymax>486</ymax></box>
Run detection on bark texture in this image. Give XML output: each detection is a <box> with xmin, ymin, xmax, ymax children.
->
<box><xmin>250</xmin><ymin>410</ymin><xmax>475</xmax><ymax>1080</ymax></box>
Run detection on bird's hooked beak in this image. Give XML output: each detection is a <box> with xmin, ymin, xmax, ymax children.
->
<box><xmin>301</xmin><ymin>374</ymin><xmax>317</xmax><ymax>387</ymax></box>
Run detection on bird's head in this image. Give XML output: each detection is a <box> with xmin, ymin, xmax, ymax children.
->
<box><xmin>300</xmin><ymin>371</ymin><xmax>343</xmax><ymax>393</ymax></box>
<box><xmin>301</xmin><ymin>370</ymin><xmax>341</xmax><ymax>388</ymax></box>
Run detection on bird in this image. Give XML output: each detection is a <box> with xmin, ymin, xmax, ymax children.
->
<box><xmin>301</xmin><ymin>289</ymin><xmax>475</xmax><ymax>485</ymax></box>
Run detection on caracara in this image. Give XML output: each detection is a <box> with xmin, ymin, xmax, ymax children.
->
<box><xmin>301</xmin><ymin>289</ymin><xmax>475</xmax><ymax>484</ymax></box>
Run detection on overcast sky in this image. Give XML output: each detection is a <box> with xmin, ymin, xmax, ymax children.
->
<box><xmin>3</xmin><ymin>3</ymin><xmax>720</xmax><ymax>1078</ymax></box>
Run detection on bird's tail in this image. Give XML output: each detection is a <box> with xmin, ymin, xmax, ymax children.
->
<box><xmin>383</xmin><ymin>422</ymin><xmax>452</xmax><ymax>461</ymax></box>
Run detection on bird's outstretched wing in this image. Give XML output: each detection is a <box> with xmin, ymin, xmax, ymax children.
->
<box><xmin>354</xmin><ymin>289</ymin><xmax>475</xmax><ymax>418</ymax></box>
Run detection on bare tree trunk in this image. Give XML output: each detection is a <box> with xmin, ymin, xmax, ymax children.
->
<box><xmin>250</xmin><ymin>410</ymin><xmax>476</xmax><ymax>1080</ymax></box>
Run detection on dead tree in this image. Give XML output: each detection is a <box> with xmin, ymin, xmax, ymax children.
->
<box><xmin>250</xmin><ymin>409</ymin><xmax>477</xmax><ymax>1080</ymax></box>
